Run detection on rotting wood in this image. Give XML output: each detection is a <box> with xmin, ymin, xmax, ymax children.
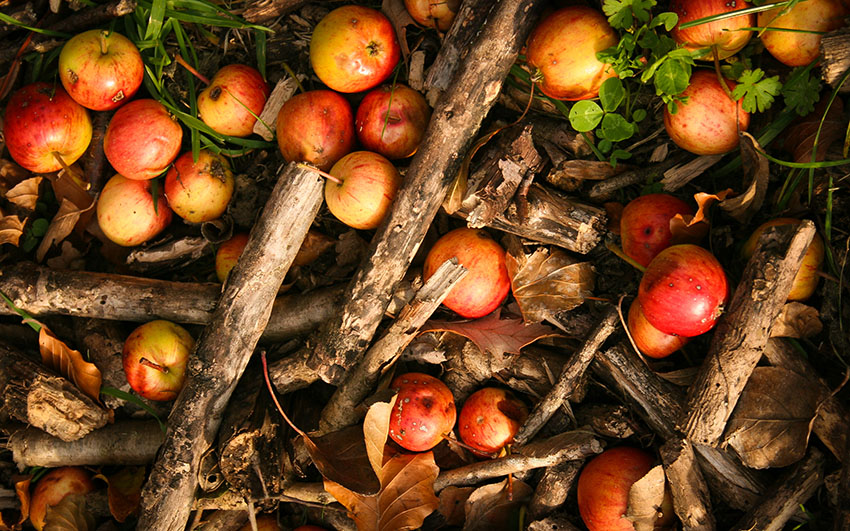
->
<box><xmin>660</xmin><ymin>154</ymin><xmax>725</xmax><ymax>191</ymax></box>
<box><xmin>820</xmin><ymin>27</ymin><xmax>850</xmax><ymax>93</ymax></box>
<box><xmin>192</xmin><ymin>483</ymin><xmax>337</xmax><ymax>511</ymax></box>
<box><xmin>660</xmin><ymin>438</ymin><xmax>715</xmax><ymax>531</ymax></box>
<box><xmin>587</xmin><ymin>152</ymin><xmax>687</xmax><ymax>201</ymax></box>
<box><xmin>681</xmin><ymin>221</ymin><xmax>816</xmax><ymax>447</ymax></box>
<box><xmin>137</xmin><ymin>163</ymin><xmax>324</xmax><ymax>531</ymax></box>
<box><xmin>267</xmin><ymin>0</ymin><xmax>547</xmax><ymax>395</ymax></box>
<box><xmin>528</xmin><ymin>460</ymin><xmax>583</xmax><ymax>520</ymax></box>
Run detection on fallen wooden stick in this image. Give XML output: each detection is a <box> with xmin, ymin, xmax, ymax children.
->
<box><xmin>660</xmin><ymin>438</ymin><xmax>715</xmax><ymax>531</ymax></box>
<box><xmin>137</xmin><ymin>163</ymin><xmax>324</xmax><ymax>531</ymax></box>
<box><xmin>527</xmin><ymin>460</ymin><xmax>583</xmax><ymax>520</ymax></box>
<box><xmin>820</xmin><ymin>27</ymin><xmax>850</xmax><ymax>93</ymax></box>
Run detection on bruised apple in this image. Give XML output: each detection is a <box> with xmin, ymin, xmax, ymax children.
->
<box><xmin>215</xmin><ymin>232</ymin><xmax>249</xmax><ymax>282</ymax></box>
<box><xmin>325</xmin><ymin>151</ymin><xmax>401</xmax><ymax>230</ymax></box>
<box><xmin>103</xmin><ymin>99</ymin><xmax>183</xmax><ymax>180</ymax></box>
<box><xmin>458</xmin><ymin>387</ymin><xmax>528</xmax><ymax>456</ymax></box>
<box><xmin>638</xmin><ymin>244</ymin><xmax>729</xmax><ymax>337</ymax></box>
<box><xmin>663</xmin><ymin>70</ymin><xmax>749</xmax><ymax>155</ymax></box>
<box><xmin>97</xmin><ymin>174</ymin><xmax>172</xmax><ymax>246</ymax></box>
<box><xmin>671</xmin><ymin>0</ymin><xmax>754</xmax><ymax>60</ymax></box>
<box><xmin>628</xmin><ymin>299</ymin><xmax>689</xmax><ymax>359</ymax></box>
<box><xmin>742</xmin><ymin>218</ymin><xmax>824</xmax><ymax>301</ymax></box>
<box><xmin>164</xmin><ymin>150</ymin><xmax>234</xmax><ymax>223</ymax></box>
<box><xmin>423</xmin><ymin>227</ymin><xmax>511</xmax><ymax>319</ymax></box>
<box><xmin>276</xmin><ymin>90</ymin><xmax>355</xmax><ymax>171</ymax></box>
<box><xmin>30</xmin><ymin>467</ymin><xmax>96</xmax><ymax>531</ymax></box>
<box><xmin>759</xmin><ymin>0</ymin><xmax>848</xmax><ymax>67</ymax></box>
<box><xmin>404</xmin><ymin>0</ymin><xmax>460</xmax><ymax>31</ymax></box>
<box><xmin>620</xmin><ymin>193</ymin><xmax>694</xmax><ymax>268</ymax></box>
<box><xmin>198</xmin><ymin>64</ymin><xmax>270</xmax><ymax>137</ymax></box>
<box><xmin>526</xmin><ymin>6</ymin><xmax>618</xmax><ymax>100</ymax></box>
<box><xmin>388</xmin><ymin>372</ymin><xmax>456</xmax><ymax>452</ymax></box>
<box><xmin>355</xmin><ymin>84</ymin><xmax>432</xmax><ymax>160</ymax></box>
<box><xmin>123</xmin><ymin>320</ymin><xmax>194</xmax><ymax>401</ymax></box>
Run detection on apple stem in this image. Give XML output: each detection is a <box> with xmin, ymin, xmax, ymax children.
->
<box><xmin>260</xmin><ymin>350</ymin><xmax>310</xmax><ymax>439</ymax></box>
<box><xmin>174</xmin><ymin>54</ymin><xmax>211</xmax><ymax>86</ymax></box>
<box><xmin>296</xmin><ymin>162</ymin><xmax>343</xmax><ymax>185</ymax></box>
<box><xmin>139</xmin><ymin>357</ymin><xmax>169</xmax><ymax>373</ymax></box>
<box><xmin>605</xmin><ymin>239</ymin><xmax>647</xmax><ymax>273</ymax></box>
<box><xmin>711</xmin><ymin>47</ymin><xmax>736</xmax><ymax>103</ymax></box>
<box><xmin>617</xmin><ymin>294</ymin><xmax>649</xmax><ymax>362</ymax></box>
<box><xmin>100</xmin><ymin>32</ymin><xmax>109</xmax><ymax>55</ymax></box>
<box><xmin>50</xmin><ymin>151</ymin><xmax>85</xmax><ymax>186</ymax></box>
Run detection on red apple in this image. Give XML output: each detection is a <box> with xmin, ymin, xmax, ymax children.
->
<box><xmin>404</xmin><ymin>0</ymin><xmax>460</xmax><ymax>31</ymax></box>
<box><xmin>526</xmin><ymin>6</ymin><xmax>619</xmax><ymax>101</ymax></box>
<box><xmin>759</xmin><ymin>0</ymin><xmax>848</xmax><ymax>67</ymax></box>
<box><xmin>355</xmin><ymin>84</ymin><xmax>432</xmax><ymax>160</ymax></box>
<box><xmin>122</xmin><ymin>319</ymin><xmax>194</xmax><ymax>401</ymax></box>
<box><xmin>276</xmin><ymin>89</ymin><xmax>355</xmax><ymax>171</ymax></box>
<box><xmin>663</xmin><ymin>70</ymin><xmax>749</xmax><ymax>155</ymax></box>
<box><xmin>164</xmin><ymin>150</ymin><xmax>234</xmax><ymax>223</ymax></box>
<box><xmin>198</xmin><ymin>64</ymin><xmax>270</xmax><ymax>138</ymax></box>
<box><xmin>741</xmin><ymin>218</ymin><xmax>825</xmax><ymax>301</ymax></box>
<box><xmin>620</xmin><ymin>193</ymin><xmax>694</xmax><ymax>268</ymax></box>
<box><xmin>103</xmin><ymin>99</ymin><xmax>183</xmax><ymax>180</ymax></box>
<box><xmin>458</xmin><ymin>387</ymin><xmax>528</xmax><ymax>456</ymax></box>
<box><xmin>3</xmin><ymin>83</ymin><xmax>92</xmax><ymax>173</ymax></box>
<box><xmin>388</xmin><ymin>372</ymin><xmax>457</xmax><ymax>452</ymax></box>
<box><xmin>215</xmin><ymin>232</ymin><xmax>249</xmax><ymax>282</ymax></box>
<box><xmin>97</xmin><ymin>173</ymin><xmax>172</xmax><ymax>246</ymax></box>
<box><xmin>670</xmin><ymin>0</ymin><xmax>754</xmax><ymax>60</ymax></box>
<box><xmin>325</xmin><ymin>150</ymin><xmax>402</xmax><ymax>230</ymax></box>
<box><xmin>309</xmin><ymin>5</ymin><xmax>401</xmax><ymax>93</ymax></box>
<box><xmin>627</xmin><ymin>299</ymin><xmax>689</xmax><ymax>359</ymax></box>
<box><xmin>30</xmin><ymin>467</ymin><xmax>95</xmax><ymax>531</ymax></box>
<box><xmin>638</xmin><ymin>244</ymin><xmax>729</xmax><ymax>337</ymax></box>
<box><xmin>58</xmin><ymin>29</ymin><xmax>144</xmax><ymax>111</ymax></box>
<box><xmin>423</xmin><ymin>227</ymin><xmax>511</xmax><ymax>319</ymax></box>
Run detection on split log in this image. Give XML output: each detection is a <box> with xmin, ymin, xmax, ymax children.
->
<box><xmin>0</xmin><ymin>344</ymin><xmax>108</xmax><ymax>442</ymax></box>
<box><xmin>528</xmin><ymin>460</ymin><xmax>583</xmax><ymax>519</ymax></box>
<box><xmin>820</xmin><ymin>27</ymin><xmax>850</xmax><ymax>93</ymax></box>
<box><xmin>268</xmin><ymin>0</ymin><xmax>547</xmax><ymax>395</ymax></box>
<box><xmin>681</xmin><ymin>221</ymin><xmax>816</xmax><ymax>447</ymax></box>
<box><xmin>8</xmin><ymin>420</ymin><xmax>163</xmax><ymax>467</ymax></box>
<box><xmin>660</xmin><ymin>154</ymin><xmax>725</xmax><ymax>191</ymax></box>
<box><xmin>660</xmin><ymin>438</ymin><xmax>715</xmax><ymax>531</ymax></box>
<box><xmin>587</xmin><ymin>152</ymin><xmax>687</xmax><ymax>201</ymax></box>
<box><xmin>137</xmin><ymin>164</ymin><xmax>324</xmax><ymax>531</ymax></box>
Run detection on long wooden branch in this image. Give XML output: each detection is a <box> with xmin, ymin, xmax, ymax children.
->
<box><xmin>136</xmin><ymin>164</ymin><xmax>324</xmax><ymax>531</ymax></box>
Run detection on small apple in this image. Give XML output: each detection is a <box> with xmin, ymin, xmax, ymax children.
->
<box><xmin>123</xmin><ymin>319</ymin><xmax>194</xmax><ymax>401</ymax></box>
<box><xmin>215</xmin><ymin>232</ymin><xmax>249</xmax><ymax>282</ymax></box>
<box><xmin>30</xmin><ymin>467</ymin><xmax>96</xmax><ymax>531</ymax></box>
<box><xmin>97</xmin><ymin>174</ymin><xmax>173</xmax><ymax>246</ymax></box>
<box><xmin>404</xmin><ymin>0</ymin><xmax>460</xmax><ymax>31</ymax></box>
<box><xmin>355</xmin><ymin>84</ymin><xmax>432</xmax><ymax>160</ymax></box>
<box><xmin>525</xmin><ymin>6</ymin><xmax>619</xmax><ymax>100</ymax></box>
<box><xmin>423</xmin><ymin>227</ymin><xmax>511</xmax><ymax>319</ymax></box>
<box><xmin>103</xmin><ymin>99</ymin><xmax>183</xmax><ymax>180</ymax></box>
<box><xmin>759</xmin><ymin>0</ymin><xmax>848</xmax><ymax>67</ymax></box>
<box><xmin>741</xmin><ymin>218</ymin><xmax>825</xmax><ymax>301</ymax></box>
<box><xmin>325</xmin><ymin>151</ymin><xmax>402</xmax><ymax>230</ymax></box>
<box><xmin>458</xmin><ymin>387</ymin><xmax>528</xmax><ymax>456</ymax></box>
<box><xmin>638</xmin><ymin>244</ymin><xmax>729</xmax><ymax>337</ymax></box>
<box><xmin>670</xmin><ymin>0</ymin><xmax>754</xmax><ymax>60</ymax></box>
<box><xmin>620</xmin><ymin>193</ymin><xmax>695</xmax><ymax>268</ymax></box>
<box><xmin>310</xmin><ymin>5</ymin><xmax>401</xmax><ymax>93</ymax></box>
<box><xmin>663</xmin><ymin>70</ymin><xmax>749</xmax><ymax>155</ymax></box>
<box><xmin>198</xmin><ymin>64</ymin><xmax>270</xmax><ymax>138</ymax></box>
<box><xmin>627</xmin><ymin>299</ymin><xmax>689</xmax><ymax>359</ymax></box>
<box><xmin>276</xmin><ymin>89</ymin><xmax>355</xmax><ymax>171</ymax></box>
<box><xmin>388</xmin><ymin>372</ymin><xmax>457</xmax><ymax>452</ymax></box>
<box><xmin>58</xmin><ymin>29</ymin><xmax>144</xmax><ymax>111</ymax></box>
<box><xmin>3</xmin><ymin>82</ymin><xmax>92</xmax><ymax>173</ymax></box>
<box><xmin>164</xmin><ymin>150</ymin><xmax>234</xmax><ymax>223</ymax></box>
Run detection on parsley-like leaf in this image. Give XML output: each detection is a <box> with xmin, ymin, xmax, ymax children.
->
<box><xmin>603</xmin><ymin>0</ymin><xmax>656</xmax><ymax>29</ymax></box>
<box><xmin>732</xmin><ymin>68</ymin><xmax>782</xmax><ymax>113</ymax></box>
<box><xmin>782</xmin><ymin>66</ymin><xmax>821</xmax><ymax>116</ymax></box>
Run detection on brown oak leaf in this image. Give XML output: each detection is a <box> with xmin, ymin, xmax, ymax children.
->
<box><xmin>784</xmin><ymin>96</ymin><xmax>844</xmax><ymax>163</ymax></box>
<box><xmin>95</xmin><ymin>467</ymin><xmax>145</xmax><ymax>523</ymax></box>
<box><xmin>720</xmin><ymin>133</ymin><xmax>769</xmax><ymax>223</ymax></box>
<box><xmin>770</xmin><ymin>302</ymin><xmax>823</xmax><ymax>339</ymax></box>
<box><xmin>0</xmin><ymin>208</ymin><xmax>25</xmax><ymax>246</ymax></box>
<box><xmin>39</xmin><ymin>325</ymin><xmax>102</xmax><ymax>403</ymax></box>
<box><xmin>5</xmin><ymin>177</ymin><xmax>42</xmax><ymax>210</ymax></box>
<box><xmin>463</xmin><ymin>478</ymin><xmax>533</xmax><ymax>531</ymax></box>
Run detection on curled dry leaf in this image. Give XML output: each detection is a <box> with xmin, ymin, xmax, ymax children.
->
<box><xmin>36</xmin><ymin>198</ymin><xmax>94</xmax><ymax>263</ymax></box>
<box><xmin>42</xmin><ymin>494</ymin><xmax>95</xmax><ymax>531</ymax></box>
<box><xmin>94</xmin><ymin>467</ymin><xmax>145</xmax><ymax>523</ymax></box>
<box><xmin>669</xmin><ymin>189</ymin><xmax>733</xmax><ymax>244</ymax></box>
<box><xmin>39</xmin><ymin>325</ymin><xmax>103</xmax><ymax>403</ymax></box>
<box><xmin>292</xmin><ymin>229</ymin><xmax>335</xmax><ymax>267</ymax></box>
<box><xmin>625</xmin><ymin>465</ymin><xmax>669</xmax><ymax>531</ymax></box>
<box><xmin>505</xmin><ymin>245</ymin><xmax>594</xmax><ymax>325</ymax></box>
<box><xmin>724</xmin><ymin>366</ymin><xmax>820</xmax><ymax>469</ymax></box>
<box><xmin>438</xmin><ymin>486</ymin><xmax>475</xmax><ymax>527</ymax></box>
<box><xmin>443</xmin><ymin>128</ymin><xmax>502</xmax><ymax>215</ymax></box>
<box><xmin>0</xmin><ymin>475</ymin><xmax>31</xmax><ymax>530</ymax></box>
<box><xmin>5</xmin><ymin>177</ymin><xmax>42</xmax><ymax>210</ymax></box>
<box><xmin>783</xmin><ymin>96</ymin><xmax>844</xmax><ymax>163</ymax></box>
<box><xmin>463</xmin><ymin>478</ymin><xmax>533</xmax><ymax>531</ymax></box>
<box><xmin>770</xmin><ymin>302</ymin><xmax>823</xmax><ymax>339</ymax></box>
<box><xmin>719</xmin><ymin>133</ymin><xmax>769</xmax><ymax>223</ymax></box>
<box><xmin>303</xmin><ymin>424</ymin><xmax>380</xmax><ymax>496</ymax></box>
<box><xmin>0</xmin><ymin>207</ymin><xmax>26</xmax><ymax>246</ymax></box>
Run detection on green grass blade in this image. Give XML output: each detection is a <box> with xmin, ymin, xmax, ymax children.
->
<box><xmin>678</xmin><ymin>1</ymin><xmax>789</xmax><ymax>29</ymax></box>
<box><xmin>0</xmin><ymin>13</ymin><xmax>71</xmax><ymax>37</ymax></box>
<box><xmin>256</xmin><ymin>29</ymin><xmax>267</xmax><ymax>80</ymax></box>
<box><xmin>144</xmin><ymin>0</ymin><xmax>167</xmax><ymax>41</ymax></box>
<box><xmin>100</xmin><ymin>387</ymin><xmax>167</xmax><ymax>434</ymax></box>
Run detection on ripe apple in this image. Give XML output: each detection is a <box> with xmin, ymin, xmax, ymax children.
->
<box><xmin>638</xmin><ymin>244</ymin><xmax>729</xmax><ymax>337</ymax></box>
<box><xmin>759</xmin><ymin>0</ymin><xmax>848</xmax><ymax>67</ymax></box>
<box><xmin>525</xmin><ymin>6</ymin><xmax>619</xmax><ymax>100</ymax></box>
<box><xmin>215</xmin><ymin>232</ymin><xmax>249</xmax><ymax>282</ymax></box>
<box><xmin>423</xmin><ymin>227</ymin><xmax>511</xmax><ymax>319</ymax></box>
<box><xmin>325</xmin><ymin>150</ymin><xmax>402</xmax><ymax>230</ymax></box>
<box><xmin>458</xmin><ymin>387</ymin><xmax>529</xmax><ymax>456</ymax></box>
<box><xmin>58</xmin><ymin>29</ymin><xmax>144</xmax><ymax>111</ymax></box>
<box><xmin>103</xmin><ymin>99</ymin><xmax>183</xmax><ymax>180</ymax></box>
<box><xmin>198</xmin><ymin>64</ymin><xmax>270</xmax><ymax>138</ymax></box>
<box><xmin>97</xmin><ymin>174</ymin><xmax>173</xmax><ymax>246</ymax></box>
<box><xmin>388</xmin><ymin>372</ymin><xmax>457</xmax><ymax>452</ymax></box>
<box><xmin>355</xmin><ymin>84</ymin><xmax>432</xmax><ymax>160</ymax></box>
<box><xmin>3</xmin><ymin>82</ymin><xmax>92</xmax><ymax>174</ymax></box>
<box><xmin>620</xmin><ymin>193</ymin><xmax>694</xmax><ymax>268</ymax></box>
<box><xmin>670</xmin><ymin>0</ymin><xmax>754</xmax><ymax>60</ymax></box>
<box><xmin>663</xmin><ymin>70</ymin><xmax>749</xmax><ymax>155</ymax></box>
<box><xmin>310</xmin><ymin>5</ymin><xmax>401</xmax><ymax>93</ymax></box>
<box><xmin>164</xmin><ymin>150</ymin><xmax>234</xmax><ymax>223</ymax></box>
<box><xmin>628</xmin><ymin>299</ymin><xmax>689</xmax><ymax>359</ymax></box>
<box><xmin>276</xmin><ymin>89</ymin><xmax>355</xmax><ymax>171</ymax></box>
<box><xmin>741</xmin><ymin>218</ymin><xmax>825</xmax><ymax>301</ymax></box>
<box><xmin>404</xmin><ymin>0</ymin><xmax>460</xmax><ymax>31</ymax></box>
<box><xmin>122</xmin><ymin>319</ymin><xmax>194</xmax><ymax>401</ymax></box>
<box><xmin>30</xmin><ymin>467</ymin><xmax>96</xmax><ymax>531</ymax></box>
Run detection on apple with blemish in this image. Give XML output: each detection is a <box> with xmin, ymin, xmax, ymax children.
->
<box><xmin>276</xmin><ymin>90</ymin><xmax>355</xmax><ymax>171</ymax></box>
<box><xmin>103</xmin><ymin>99</ymin><xmax>183</xmax><ymax>180</ymax></box>
<box><xmin>29</xmin><ymin>467</ymin><xmax>96</xmax><ymax>531</ymax></box>
<box><xmin>3</xmin><ymin>83</ymin><xmax>92</xmax><ymax>174</ymax></box>
<box><xmin>759</xmin><ymin>0</ymin><xmax>848</xmax><ymax>66</ymax></box>
<box><xmin>458</xmin><ymin>387</ymin><xmax>528</xmax><ymax>456</ymax></box>
<box><xmin>58</xmin><ymin>29</ymin><xmax>144</xmax><ymax>111</ymax></box>
<box><xmin>198</xmin><ymin>64</ymin><xmax>270</xmax><ymax>137</ymax></box>
<box><xmin>97</xmin><ymin>174</ymin><xmax>173</xmax><ymax>247</ymax></box>
<box><xmin>122</xmin><ymin>320</ymin><xmax>194</xmax><ymax>401</ymax></box>
<box><xmin>388</xmin><ymin>372</ymin><xmax>456</xmax><ymax>452</ymax></box>
<box><xmin>355</xmin><ymin>84</ymin><xmax>432</xmax><ymax>160</ymax></box>
<box><xmin>404</xmin><ymin>0</ymin><xmax>460</xmax><ymax>31</ymax></box>
<box><xmin>671</xmin><ymin>0</ymin><xmax>754</xmax><ymax>60</ymax></box>
<box><xmin>620</xmin><ymin>193</ymin><xmax>694</xmax><ymax>268</ymax></box>
<box><xmin>628</xmin><ymin>299</ymin><xmax>689</xmax><ymax>359</ymax></box>
<box><xmin>164</xmin><ymin>150</ymin><xmax>234</xmax><ymax>223</ymax></box>
<box><xmin>324</xmin><ymin>151</ymin><xmax>402</xmax><ymax>230</ymax></box>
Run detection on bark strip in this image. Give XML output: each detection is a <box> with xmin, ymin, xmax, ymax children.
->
<box><xmin>660</xmin><ymin>438</ymin><xmax>715</xmax><ymax>531</ymax></box>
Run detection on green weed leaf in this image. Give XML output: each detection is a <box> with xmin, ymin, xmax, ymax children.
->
<box><xmin>569</xmin><ymin>101</ymin><xmax>604</xmax><ymax>132</ymax></box>
<box><xmin>732</xmin><ymin>68</ymin><xmax>781</xmax><ymax>113</ymax></box>
<box><xmin>782</xmin><ymin>65</ymin><xmax>821</xmax><ymax>116</ymax></box>
<box><xmin>600</xmin><ymin>113</ymin><xmax>636</xmax><ymax>142</ymax></box>
<box><xmin>599</xmin><ymin>77</ymin><xmax>626</xmax><ymax>112</ymax></box>
<box><xmin>653</xmin><ymin>58</ymin><xmax>691</xmax><ymax>96</ymax></box>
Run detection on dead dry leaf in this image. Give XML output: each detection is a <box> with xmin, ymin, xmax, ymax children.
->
<box><xmin>304</xmin><ymin>424</ymin><xmax>380</xmax><ymax>496</ymax></box>
<box><xmin>0</xmin><ymin>159</ymin><xmax>29</xmax><ymax>190</ymax></box>
<box><xmin>0</xmin><ymin>475</ymin><xmax>30</xmax><ymax>530</ymax></box>
<box><xmin>0</xmin><ymin>208</ymin><xmax>26</xmax><ymax>246</ymax></box>
<box><xmin>95</xmin><ymin>467</ymin><xmax>145</xmax><ymax>523</ymax></box>
<box><xmin>39</xmin><ymin>325</ymin><xmax>103</xmax><ymax>403</ymax></box>
<box><xmin>444</xmin><ymin>128</ymin><xmax>502</xmax><ymax>215</ymax></box>
<box><xmin>784</xmin><ymin>96</ymin><xmax>844</xmax><ymax>163</ymax></box>
<box><xmin>438</xmin><ymin>486</ymin><xmax>475</xmax><ymax>526</ymax></box>
<box><xmin>5</xmin><ymin>177</ymin><xmax>42</xmax><ymax>210</ymax></box>
<box><xmin>625</xmin><ymin>465</ymin><xmax>668</xmax><ymax>531</ymax></box>
<box><xmin>719</xmin><ymin>133</ymin><xmax>769</xmax><ymax>223</ymax></box>
<box><xmin>463</xmin><ymin>478</ymin><xmax>533</xmax><ymax>531</ymax></box>
<box><xmin>725</xmin><ymin>366</ymin><xmax>819</xmax><ymax>469</ymax></box>
<box><xmin>36</xmin><ymin>198</ymin><xmax>93</xmax><ymax>262</ymax></box>
<box><xmin>45</xmin><ymin>241</ymin><xmax>86</xmax><ymax>271</ymax></box>
<box><xmin>669</xmin><ymin>189</ymin><xmax>733</xmax><ymax>244</ymax></box>
<box><xmin>292</xmin><ymin>229</ymin><xmax>335</xmax><ymax>267</ymax></box>
<box><xmin>42</xmin><ymin>494</ymin><xmax>95</xmax><ymax>531</ymax></box>
<box><xmin>770</xmin><ymin>302</ymin><xmax>823</xmax><ymax>339</ymax></box>
<box><xmin>381</xmin><ymin>0</ymin><xmax>416</xmax><ymax>64</ymax></box>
